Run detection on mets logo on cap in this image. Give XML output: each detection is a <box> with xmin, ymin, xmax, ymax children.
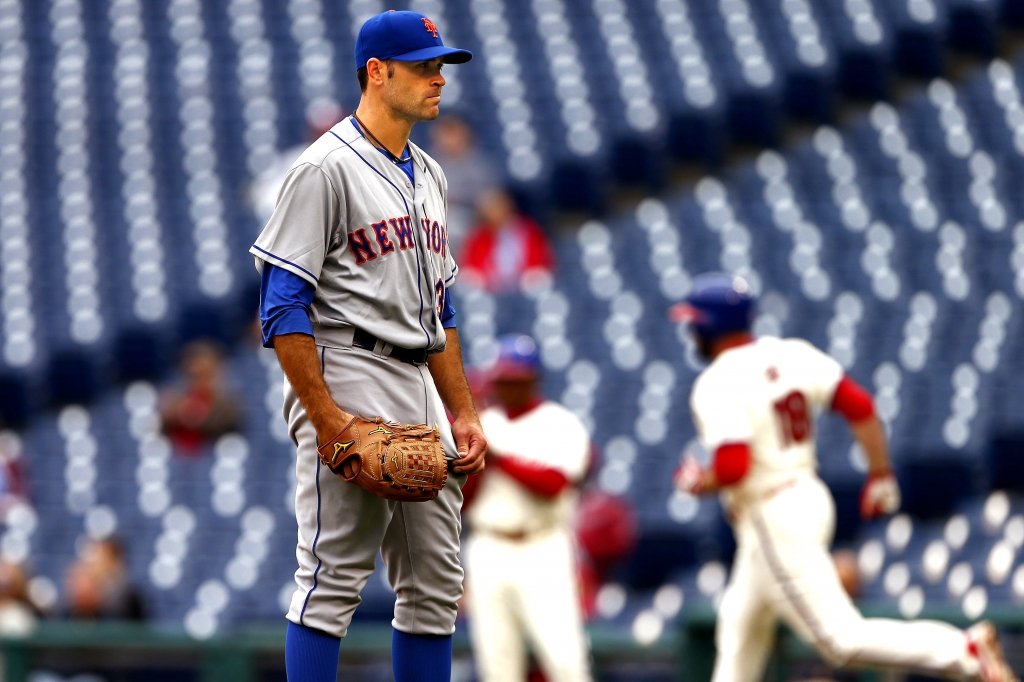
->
<box><xmin>355</xmin><ymin>11</ymin><xmax>472</xmax><ymax>70</ymax></box>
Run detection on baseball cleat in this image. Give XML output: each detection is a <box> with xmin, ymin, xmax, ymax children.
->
<box><xmin>967</xmin><ymin>621</ymin><xmax>1018</xmax><ymax>682</ymax></box>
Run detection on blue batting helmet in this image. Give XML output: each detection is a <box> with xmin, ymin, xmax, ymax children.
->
<box><xmin>670</xmin><ymin>273</ymin><xmax>756</xmax><ymax>339</ymax></box>
<box><xmin>492</xmin><ymin>334</ymin><xmax>541</xmax><ymax>379</ymax></box>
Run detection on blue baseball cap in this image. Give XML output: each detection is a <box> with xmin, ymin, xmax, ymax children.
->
<box><xmin>355</xmin><ymin>11</ymin><xmax>472</xmax><ymax>71</ymax></box>
<box><xmin>492</xmin><ymin>335</ymin><xmax>541</xmax><ymax>379</ymax></box>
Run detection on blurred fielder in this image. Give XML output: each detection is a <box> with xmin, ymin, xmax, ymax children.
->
<box><xmin>672</xmin><ymin>273</ymin><xmax>1017</xmax><ymax>682</ymax></box>
<box><xmin>465</xmin><ymin>335</ymin><xmax>593</xmax><ymax>682</ymax></box>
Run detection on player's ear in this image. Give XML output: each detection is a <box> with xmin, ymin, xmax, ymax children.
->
<box><xmin>366</xmin><ymin>58</ymin><xmax>387</xmax><ymax>87</ymax></box>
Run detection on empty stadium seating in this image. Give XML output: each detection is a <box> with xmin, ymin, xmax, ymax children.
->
<box><xmin>3</xmin><ymin>0</ymin><xmax>1022</xmax><ymax>416</ymax></box>
<box><xmin>1</xmin><ymin>0</ymin><xmax>1024</xmax><ymax>643</ymax></box>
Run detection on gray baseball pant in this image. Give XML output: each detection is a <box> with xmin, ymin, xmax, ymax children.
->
<box><xmin>283</xmin><ymin>339</ymin><xmax>464</xmax><ymax>639</ymax></box>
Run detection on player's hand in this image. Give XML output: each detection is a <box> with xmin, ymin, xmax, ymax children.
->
<box><xmin>860</xmin><ymin>470</ymin><xmax>901</xmax><ymax>519</ymax></box>
<box><xmin>674</xmin><ymin>456</ymin><xmax>706</xmax><ymax>495</ymax></box>
<box><xmin>451</xmin><ymin>414</ymin><xmax>487</xmax><ymax>475</ymax></box>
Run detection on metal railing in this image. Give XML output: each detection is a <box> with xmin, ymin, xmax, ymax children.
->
<box><xmin>0</xmin><ymin>603</ymin><xmax>1019</xmax><ymax>682</ymax></box>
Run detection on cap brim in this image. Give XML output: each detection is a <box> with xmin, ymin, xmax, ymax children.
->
<box><xmin>392</xmin><ymin>46</ymin><xmax>472</xmax><ymax>64</ymax></box>
<box><xmin>668</xmin><ymin>303</ymin><xmax>703</xmax><ymax>324</ymax></box>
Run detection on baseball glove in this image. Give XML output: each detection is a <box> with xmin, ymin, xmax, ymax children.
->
<box><xmin>317</xmin><ymin>415</ymin><xmax>448</xmax><ymax>502</ymax></box>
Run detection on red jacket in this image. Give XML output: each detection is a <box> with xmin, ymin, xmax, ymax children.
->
<box><xmin>459</xmin><ymin>215</ymin><xmax>555</xmax><ymax>292</ymax></box>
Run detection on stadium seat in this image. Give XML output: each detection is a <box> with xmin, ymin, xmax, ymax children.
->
<box><xmin>4</xmin><ymin>0</ymin><xmax>1024</xmax><ymax>635</ymax></box>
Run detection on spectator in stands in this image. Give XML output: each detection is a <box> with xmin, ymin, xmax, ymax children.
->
<box><xmin>0</xmin><ymin>560</ymin><xmax>36</xmax><ymax>635</ymax></box>
<box><xmin>460</xmin><ymin>189</ymin><xmax>555</xmax><ymax>293</ymax></box>
<box><xmin>574</xmin><ymin>490</ymin><xmax>636</xmax><ymax>620</ymax></box>
<box><xmin>247</xmin><ymin>102</ymin><xmax>344</xmax><ymax>231</ymax></box>
<box><xmin>0</xmin><ymin>432</ymin><xmax>27</xmax><ymax>524</ymax></box>
<box><xmin>428</xmin><ymin>113</ymin><xmax>499</xmax><ymax>254</ymax></box>
<box><xmin>65</xmin><ymin>538</ymin><xmax>145</xmax><ymax>621</ymax></box>
<box><xmin>160</xmin><ymin>341</ymin><xmax>241</xmax><ymax>456</ymax></box>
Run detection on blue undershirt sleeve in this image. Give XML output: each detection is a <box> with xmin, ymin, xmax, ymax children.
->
<box><xmin>440</xmin><ymin>288</ymin><xmax>457</xmax><ymax>329</ymax></box>
<box><xmin>259</xmin><ymin>263</ymin><xmax>315</xmax><ymax>348</ymax></box>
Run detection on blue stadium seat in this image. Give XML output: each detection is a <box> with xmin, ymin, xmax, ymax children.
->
<box><xmin>4</xmin><ymin>0</ymin><xmax>1024</xmax><ymax>633</ymax></box>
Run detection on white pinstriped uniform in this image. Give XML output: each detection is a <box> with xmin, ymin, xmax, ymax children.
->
<box><xmin>465</xmin><ymin>402</ymin><xmax>593</xmax><ymax>682</ymax></box>
<box><xmin>691</xmin><ymin>338</ymin><xmax>980</xmax><ymax>682</ymax></box>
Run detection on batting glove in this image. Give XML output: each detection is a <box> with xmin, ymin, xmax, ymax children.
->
<box><xmin>674</xmin><ymin>457</ymin><xmax>706</xmax><ymax>495</ymax></box>
<box><xmin>860</xmin><ymin>471</ymin><xmax>901</xmax><ymax>519</ymax></box>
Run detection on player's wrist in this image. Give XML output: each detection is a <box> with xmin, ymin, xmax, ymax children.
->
<box><xmin>312</xmin><ymin>406</ymin><xmax>354</xmax><ymax>442</ymax></box>
<box><xmin>451</xmin><ymin>406</ymin><xmax>480</xmax><ymax>426</ymax></box>
<box><xmin>674</xmin><ymin>458</ymin><xmax>707</xmax><ymax>495</ymax></box>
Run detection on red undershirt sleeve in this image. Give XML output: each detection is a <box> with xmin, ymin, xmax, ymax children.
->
<box><xmin>830</xmin><ymin>375</ymin><xmax>875</xmax><ymax>423</ymax></box>
<box><xmin>494</xmin><ymin>456</ymin><xmax>570</xmax><ymax>498</ymax></box>
<box><xmin>712</xmin><ymin>443</ymin><xmax>751</xmax><ymax>486</ymax></box>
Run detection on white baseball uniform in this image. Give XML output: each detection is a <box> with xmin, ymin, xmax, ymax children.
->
<box><xmin>251</xmin><ymin>116</ymin><xmax>464</xmax><ymax>639</ymax></box>
<box><xmin>465</xmin><ymin>401</ymin><xmax>593</xmax><ymax>682</ymax></box>
<box><xmin>692</xmin><ymin>337</ymin><xmax>981</xmax><ymax>682</ymax></box>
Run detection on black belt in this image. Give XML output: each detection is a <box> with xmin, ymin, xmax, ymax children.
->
<box><xmin>352</xmin><ymin>328</ymin><xmax>429</xmax><ymax>366</ymax></box>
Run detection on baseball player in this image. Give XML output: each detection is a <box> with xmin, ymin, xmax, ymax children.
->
<box><xmin>672</xmin><ymin>273</ymin><xmax>1017</xmax><ymax>682</ymax></box>
<box><xmin>465</xmin><ymin>335</ymin><xmax>593</xmax><ymax>682</ymax></box>
<box><xmin>250</xmin><ymin>12</ymin><xmax>485</xmax><ymax>682</ymax></box>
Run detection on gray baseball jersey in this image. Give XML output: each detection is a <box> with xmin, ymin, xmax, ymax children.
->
<box><xmin>251</xmin><ymin>116</ymin><xmax>458</xmax><ymax>353</ymax></box>
<box><xmin>253</xmin><ymin>116</ymin><xmax>466</xmax><ymax>638</ymax></box>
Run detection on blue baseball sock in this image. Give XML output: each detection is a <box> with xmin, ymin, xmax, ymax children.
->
<box><xmin>286</xmin><ymin>621</ymin><xmax>341</xmax><ymax>682</ymax></box>
<box><xmin>392</xmin><ymin>629</ymin><xmax>453</xmax><ymax>682</ymax></box>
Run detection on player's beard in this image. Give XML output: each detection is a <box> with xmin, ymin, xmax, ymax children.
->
<box><xmin>384</xmin><ymin>79</ymin><xmax>441</xmax><ymax>123</ymax></box>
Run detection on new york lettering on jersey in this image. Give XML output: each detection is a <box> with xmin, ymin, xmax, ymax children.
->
<box><xmin>251</xmin><ymin>117</ymin><xmax>459</xmax><ymax>352</ymax></box>
<box><xmin>348</xmin><ymin>216</ymin><xmax>449</xmax><ymax>265</ymax></box>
